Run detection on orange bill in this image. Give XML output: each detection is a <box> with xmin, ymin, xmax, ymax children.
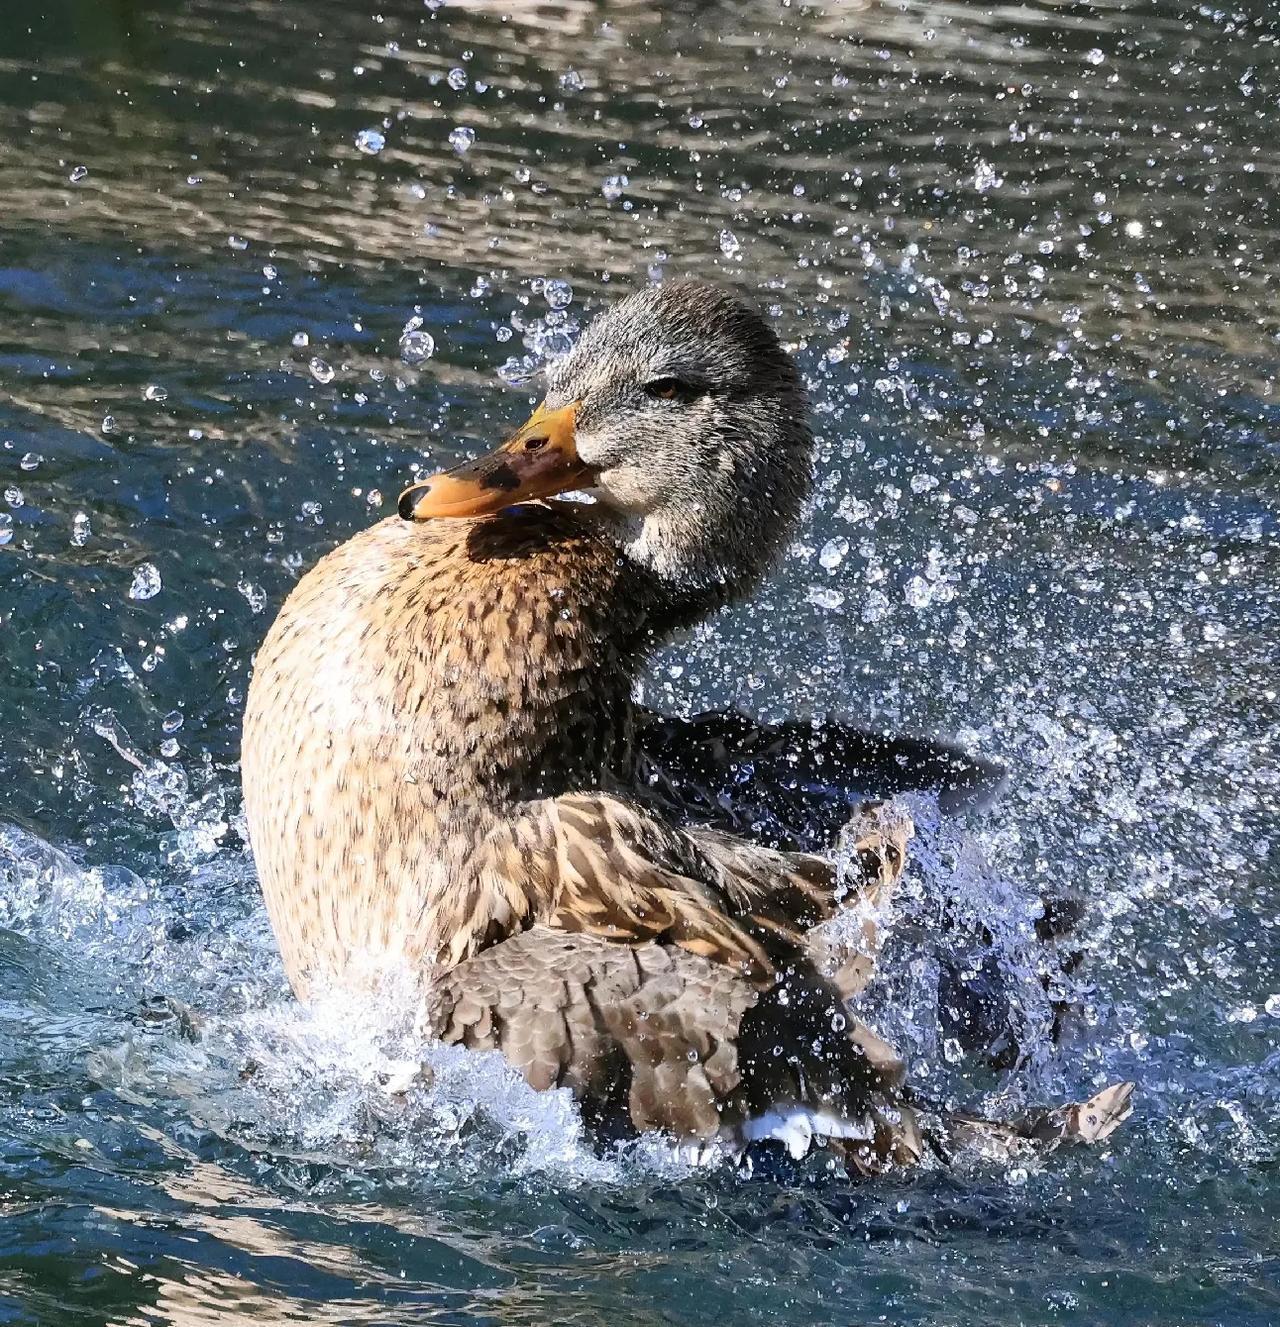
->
<box><xmin>398</xmin><ymin>401</ymin><xmax>591</xmax><ymax>520</ymax></box>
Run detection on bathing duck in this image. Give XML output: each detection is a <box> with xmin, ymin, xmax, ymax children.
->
<box><xmin>242</xmin><ymin>280</ymin><xmax>1128</xmax><ymax>1167</ymax></box>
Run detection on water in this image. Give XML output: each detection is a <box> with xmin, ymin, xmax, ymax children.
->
<box><xmin>1</xmin><ymin>0</ymin><xmax>1277</xmax><ymax>1321</ymax></box>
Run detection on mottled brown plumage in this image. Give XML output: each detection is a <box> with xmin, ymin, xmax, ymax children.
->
<box><xmin>422</xmin><ymin>926</ymin><xmax>921</xmax><ymax>1164</ymax></box>
<box><xmin>243</xmin><ymin>280</ymin><xmax>1130</xmax><ymax>1166</ymax></box>
<box><xmin>245</xmin><ymin>508</ymin><xmax>638</xmax><ymax>988</ymax></box>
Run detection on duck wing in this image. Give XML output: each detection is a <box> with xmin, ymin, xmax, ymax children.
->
<box><xmin>632</xmin><ymin>707</ymin><xmax>1006</xmax><ymax>849</ymax></box>
<box><xmin>421</xmin><ymin>925</ymin><xmax>920</xmax><ymax>1166</ymax></box>
<box><xmin>460</xmin><ymin>794</ymin><xmax>909</xmax><ymax>991</ymax></box>
<box><xmin>425</xmin><ymin>795</ymin><xmax>920</xmax><ymax>1161</ymax></box>
<box><xmin>631</xmin><ymin>713</ymin><xmax>1094</xmax><ymax>1066</ymax></box>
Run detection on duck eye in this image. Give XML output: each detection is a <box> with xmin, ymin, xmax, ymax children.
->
<box><xmin>644</xmin><ymin>377</ymin><xmax>702</xmax><ymax>403</ymax></box>
<box><xmin>523</xmin><ymin>435</ymin><xmax>548</xmax><ymax>452</ymax></box>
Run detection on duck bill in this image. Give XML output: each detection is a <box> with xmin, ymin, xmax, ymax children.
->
<box><xmin>398</xmin><ymin>401</ymin><xmax>590</xmax><ymax>520</ymax></box>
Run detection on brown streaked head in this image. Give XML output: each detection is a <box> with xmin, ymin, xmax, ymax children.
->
<box><xmin>400</xmin><ymin>279</ymin><xmax>813</xmax><ymax>615</ymax></box>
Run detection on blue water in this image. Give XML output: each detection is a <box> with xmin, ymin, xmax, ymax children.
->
<box><xmin>1</xmin><ymin>1</ymin><xmax>1277</xmax><ymax>1322</ymax></box>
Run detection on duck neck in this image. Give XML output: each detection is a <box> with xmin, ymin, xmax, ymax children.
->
<box><xmin>578</xmin><ymin>487</ymin><xmax>797</xmax><ymax>635</ymax></box>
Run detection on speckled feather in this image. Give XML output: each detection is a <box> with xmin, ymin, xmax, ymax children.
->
<box><xmin>421</xmin><ymin>926</ymin><xmax>921</xmax><ymax>1168</ymax></box>
<box><xmin>243</xmin><ymin>501</ymin><xmax>907</xmax><ymax>992</ymax></box>
<box><xmin>244</xmin><ymin>507</ymin><xmax>646</xmax><ymax>989</ymax></box>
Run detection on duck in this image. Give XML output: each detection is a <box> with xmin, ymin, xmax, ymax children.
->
<box><xmin>242</xmin><ymin>279</ymin><xmax>1131</xmax><ymax>1169</ymax></box>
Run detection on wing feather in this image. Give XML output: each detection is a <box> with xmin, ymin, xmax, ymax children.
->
<box><xmin>421</xmin><ymin>927</ymin><xmax>914</xmax><ymax>1162</ymax></box>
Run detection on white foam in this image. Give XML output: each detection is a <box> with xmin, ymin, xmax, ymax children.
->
<box><xmin>739</xmin><ymin>1106</ymin><xmax>873</xmax><ymax>1160</ymax></box>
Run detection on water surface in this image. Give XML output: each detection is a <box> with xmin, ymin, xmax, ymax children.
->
<box><xmin>1</xmin><ymin>1</ymin><xmax>1277</xmax><ymax>1323</ymax></box>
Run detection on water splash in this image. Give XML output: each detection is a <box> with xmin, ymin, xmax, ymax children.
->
<box><xmin>0</xmin><ymin>819</ymin><xmax>698</xmax><ymax>1186</ymax></box>
<box><xmin>128</xmin><ymin>563</ymin><xmax>162</xmax><ymax>601</ymax></box>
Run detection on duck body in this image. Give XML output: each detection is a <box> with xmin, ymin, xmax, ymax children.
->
<box><xmin>242</xmin><ymin>279</ymin><xmax>1130</xmax><ymax>1166</ymax></box>
<box><xmin>244</xmin><ymin>499</ymin><xmax>921</xmax><ymax>1161</ymax></box>
<box><xmin>243</xmin><ymin>506</ymin><xmax>649</xmax><ymax>993</ymax></box>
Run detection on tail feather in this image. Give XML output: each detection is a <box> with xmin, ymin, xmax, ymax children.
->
<box><xmin>1025</xmin><ymin>1080</ymin><xmax>1136</xmax><ymax>1146</ymax></box>
<box><xmin>932</xmin><ymin>1082</ymin><xmax>1136</xmax><ymax>1162</ymax></box>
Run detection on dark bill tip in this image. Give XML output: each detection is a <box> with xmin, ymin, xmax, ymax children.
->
<box><xmin>398</xmin><ymin>485</ymin><xmax>426</xmax><ymax>520</ymax></box>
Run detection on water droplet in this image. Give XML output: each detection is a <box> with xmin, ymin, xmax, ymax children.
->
<box><xmin>227</xmin><ymin>235</ymin><xmax>249</xmax><ymax>251</ymax></box>
<box><xmin>520</xmin><ymin>311</ymin><xmax>578</xmax><ymax>361</ymax></box>
<box><xmin>69</xmin><ymin>165</ymin><xmax>88</xmax><ymax>182</ymax></box>
<box><xmin>19</xmin><ymin>452</ymin><xmax>42</xmax><ymax>471</ymax></box>
<box><xmin>904</xmin><ymin>575</ymin><xmax>935</xmax><ymax>609</ymax></box>
<box><xmin>399</xmin><ymin>316</ymin><xmax>435</xmax><ymax>364</ymax></box>
<box><xmin>447</xmin><ymin>67</ymin><xmax>468</xmax><ymax>90</ymax></box>
<box><xmin>971</xmin><ymin>159</ymin><xmax>1003</xmax><ymax>193</ymax></box>
<box><xmin>4</xmin><ymin>487</ymin><xmax>24</xmax><ymax>509</ymax></box>
<box><xmin>601</xmin><ymin>174</ymin><xmax>628</xmax><ymax>202</ymax></box>
<box><xmin>1265</xmin><ymin>994</ymin><xmax>1280</xmax><ymax>1017</ymax></box>
<box><xmin>71</xmin><ymin>512</ymin><xmax>91</xmax><ymax>547</ymax></box>
<box><xmin>543</xmin><ymin>278</ymin><xmax>573</xmax><ymax>310</ymax></box>
<box><xmin>162</xmin><ymin>711</ymin><xmax>184</xmax><ymax>734</ymax></box>
<box><xmin>836</xmin><ymin>496</ymin><xmax>871</xmax><ymax>524</ymax></box>
<box><xmin>818</xmin><ymin>537</ymin><xmax>848</xmax><ymax>571</ymax></box>
<box><xmin>160</xmin><ymin>738</ymin><xmax>180</xmax><ymax>758</ymax></box>
<box><xmin>142</xmin><ymin>384</ymin><xmax>168</xmax><ymax>402</ymax></box>
<box><xmin>0</xmin><ymin>514</ymin><xmax>12</xmax><ymax>546</ymax></box>
<box><xmin>497</xmin><ymin>355</ymin><xmax>540</xmax><ymax>386</ymax></box>
<box><xmin>1086</xmin><ymin>48</ymin><xmax>1106</xmax><ymax>65</ymax></box>
<box><xmin>237</xmin><ymin>578</ymin><xmax>267</xmax><ymax>614</ymax></box>
<box><xmin>355</xmin><ymin>128</ymin><xmax>386</xmax><ymax>155</ymax></box>
<box><xmin>806</xmin><ymin>586</ymin><xmax>845</xmax><ymax>611</ymax></box>
<box><xmin>862</xmin><ymin>589</ymin><xmax>891</xmax><ymax>623</ymax></box>
<box><xmin>309</xmin><ymin>357</ymin><xmax>335</xmax><ymax>384</ymax></box>
<box><xmin>101</xmin><ymin>414</ymin><xmax>116</xmax><ymax>434</ymax></box>
<box><xmin>262</xmin><ymin>264</ymin><xmax>278</xmax><ymax>281</ymax></box>
<box><xmin>558</xmin><ymin>69</ymin><xmax>585</xmax><ymax>92</ymax></box>
<box><xmin>129</xmin><ymin>563</ymin><xmax>162</xmax><ymax>601</ymax></box>
<box><xmin>718</xmin><ymin>229</ymin><xmax>741</xmax><ymax>258</ymax></box>
<box><xmin>448</xmin><ymin>126</ymin><xmax>476</xmax><ymax>155</ymax></box>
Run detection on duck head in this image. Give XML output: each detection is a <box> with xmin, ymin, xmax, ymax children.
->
<box><xmin>399</xmin><ymin>279</ymin><xmax>813</xmax><ymax>614</ymax></box>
